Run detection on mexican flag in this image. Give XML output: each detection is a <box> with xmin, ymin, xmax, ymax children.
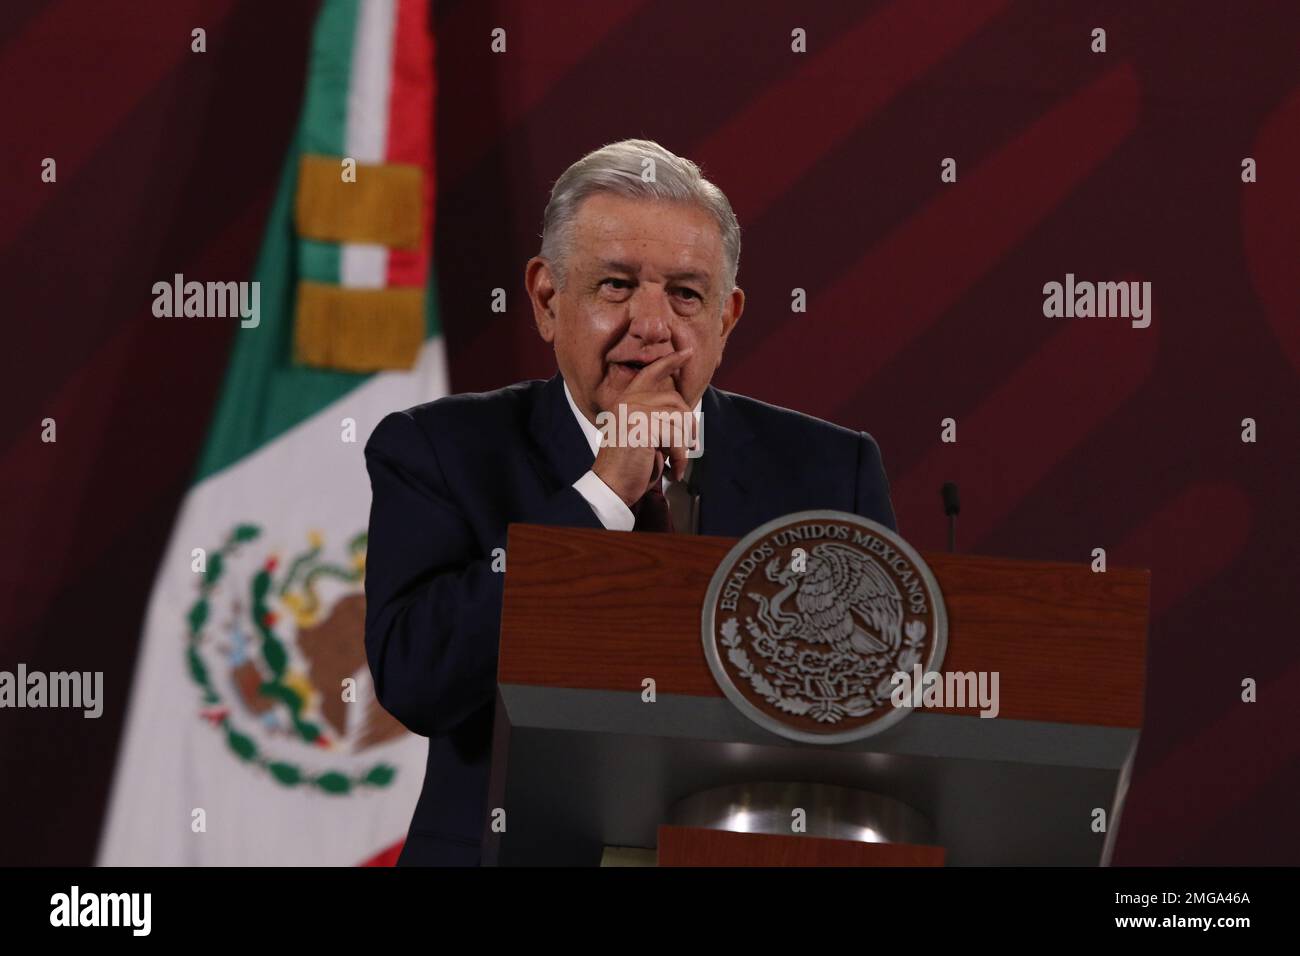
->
<box><xmin>98</xmin><ymin>0</ymin><xmax>441</xmax><ymax>866</ymax></box>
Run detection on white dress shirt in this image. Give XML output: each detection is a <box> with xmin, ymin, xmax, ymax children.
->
<box><xmin>564</xmin><ymin>381</ymin><xmax>702</xmax><ymax>532</ymax></box>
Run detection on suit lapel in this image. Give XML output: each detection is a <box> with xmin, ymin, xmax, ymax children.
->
<box><xmin>526</xmin><ymin>374</ymin><xmax>596</xmax><ymax>491</ymax></box>
<box><xmin>698</xmin><ymin>385</ymin><xmax>763</xmax><ymax>537</ymax></box>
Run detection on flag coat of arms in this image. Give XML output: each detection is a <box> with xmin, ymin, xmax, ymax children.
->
<box><xmin>99</xmin><ymin>0</ymin><xmax>441</xmax><ymax>866</ymax></box>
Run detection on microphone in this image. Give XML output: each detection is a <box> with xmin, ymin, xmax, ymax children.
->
<box><xmin>941</xmin><ymin>481</ymin><xmax>960</xmax><ymax>553</ymax></box>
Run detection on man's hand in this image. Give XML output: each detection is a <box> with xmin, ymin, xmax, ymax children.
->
<box><xmin>591</xmin><ymin>349</ymin><xmax>697</xmax><ymax>507</ymax></box>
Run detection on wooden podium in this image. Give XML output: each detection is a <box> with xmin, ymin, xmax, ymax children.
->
<box><xmin>481</xmin><ymin>523</ymin><xmax>1148</xmax><ymax>866</ymax></box>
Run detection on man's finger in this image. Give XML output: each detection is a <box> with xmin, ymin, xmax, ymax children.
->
<box><xmin>648</xmin><ymin>449</ymin><xmax>667</xmax><ymax>491</ymax></box>
<box><xmin>630</xmin><ymin>348</ymin><xmax>693</xmax><ymax>390</ymax></box>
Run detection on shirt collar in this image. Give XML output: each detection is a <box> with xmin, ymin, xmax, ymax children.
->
<box><xmin>563</xmin><ymin>379</ymin><xmax>703</xmax><ymax>460</ymax></box>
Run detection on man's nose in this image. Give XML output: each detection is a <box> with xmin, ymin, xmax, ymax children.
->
<box><xmin>626</xmin><ymin>285</ymin><xmax>673</xmax><ymax>344</ymax></box>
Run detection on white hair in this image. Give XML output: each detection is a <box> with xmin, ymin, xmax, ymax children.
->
<box><xmin>538</xmin><ymin>138</ymin><xmax>741</xmax><ymax>291</ymax></box>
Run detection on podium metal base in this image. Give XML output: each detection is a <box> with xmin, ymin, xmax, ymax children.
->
<box><xmin>668</xmin><ymin>781</ymin><xmax>932</xmax><ymax>845</ymax></box>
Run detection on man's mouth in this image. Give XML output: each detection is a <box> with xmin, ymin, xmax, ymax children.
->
<box><xmin>607</xmin><ymin>354</ymin><xmax>684</xmax><ymax>388</ymax></box>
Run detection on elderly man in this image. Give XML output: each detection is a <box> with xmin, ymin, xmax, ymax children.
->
<box><xmin>363</xmin><ymin>139</ymin><xmax>896</xmax><ymax>866</ymax></box>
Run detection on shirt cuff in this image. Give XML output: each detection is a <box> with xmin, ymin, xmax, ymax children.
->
<box><xmin>573</xmin><ymin>470</ymin><xmax>635</xmax><ymax>531</ymax></box>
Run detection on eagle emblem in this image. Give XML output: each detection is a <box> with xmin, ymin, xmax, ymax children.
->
<box><xmin>756</xmin><ymin>542</ymin><xmax>903</xmax><ymax>655</ymax></box>
<box><xmin>184</xmin><ymin>524</ymin><xmax>406</xmax><ymax>793</ymax></box>
<box><xmin>702</xmin><ymin>511</ymin><xmax>947</xmax><ymax>743</ymax></box>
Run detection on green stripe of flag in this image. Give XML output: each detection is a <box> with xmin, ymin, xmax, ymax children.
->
<box><xmin>193</xmin><ymin>0</ymin><xmax>440</xmax><ymax>485</ymax></box>
<box><xmin>301</xmin><ymin>0</ymin><xmax>358</xmax><ymax>158</ymax></box>
<box><xmin>296</xmin><ymin>0</ymin><xmax>356</xmax><ymax>286</ymax></box>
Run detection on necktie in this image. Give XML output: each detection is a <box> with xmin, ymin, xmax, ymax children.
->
<box><xmin>633</xmin><ymin>482</ymin><xmax>674</xmax><ymax>533</ymax></box>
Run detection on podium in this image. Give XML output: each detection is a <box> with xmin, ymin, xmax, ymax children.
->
<box><xmin>481</xmin><ymin>523</ymin><xmax>1148</xmax><ymax>866</ymax></box>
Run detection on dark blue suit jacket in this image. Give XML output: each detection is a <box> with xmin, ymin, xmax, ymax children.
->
<box><xmin>362</xmin><ymin>373</ymin><xmax>896</xmax><ymax>865</ymax></box>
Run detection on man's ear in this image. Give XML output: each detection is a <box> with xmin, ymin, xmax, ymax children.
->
<box><xmin>525</xmin><ymin>257</ymin><xmax>559</xmax><ymax>343</ymax></box>
<box><xmin>716</xmin><ymin>285</ymin><xmax>745</xmax><ymax>366</ymax></box>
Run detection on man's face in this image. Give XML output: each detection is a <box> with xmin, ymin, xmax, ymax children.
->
<box><xmin>526</xmin><ymin>193</ymin><xmax>744</xmax><ymax>421</ymax></box>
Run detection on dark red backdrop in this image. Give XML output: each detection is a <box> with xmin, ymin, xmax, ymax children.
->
<box><xmin>1</xmin><ymin>0</ymin><xmax>1297</xmax><ymax>865</ymax></box>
